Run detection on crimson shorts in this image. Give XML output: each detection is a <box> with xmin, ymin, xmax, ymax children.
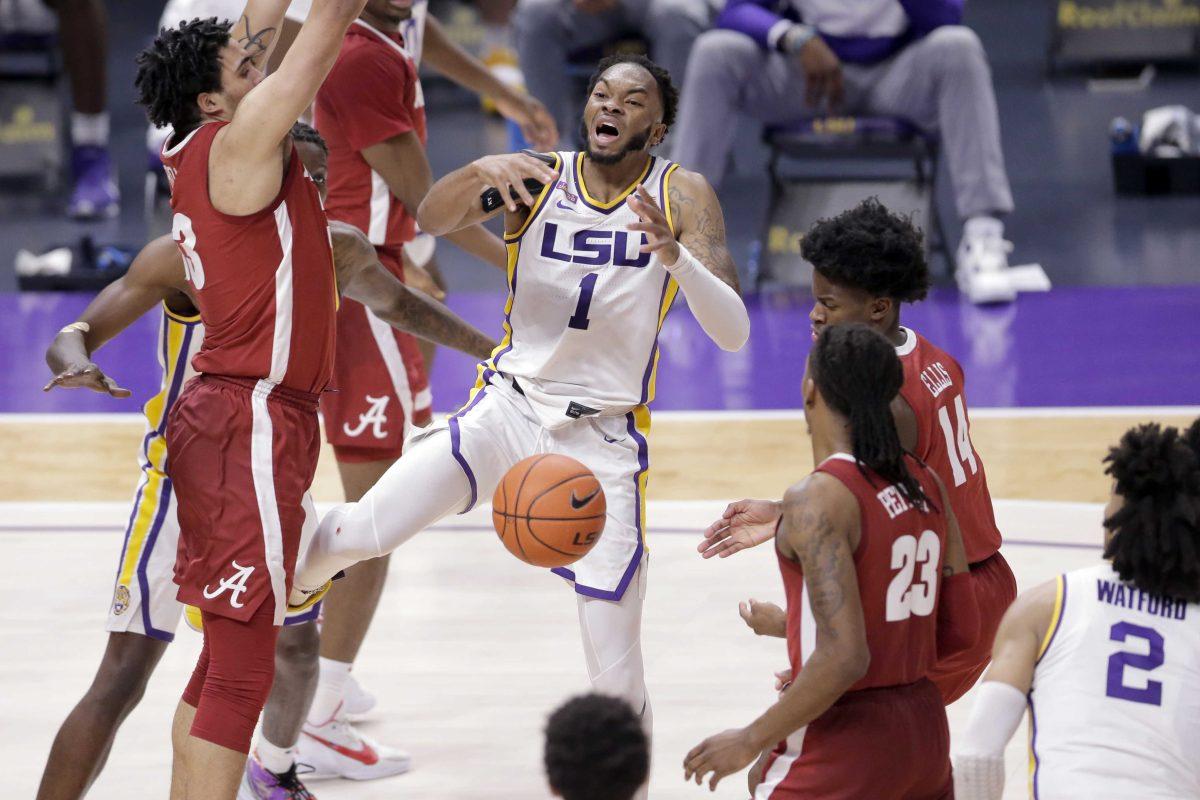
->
<box><xmin>755</xmin><ymin>679</ymin><xmax>951</xmax><ymax>799</ymax></box>
<box><xmin>168</xmin><ymin>375</ymin><xmax>321</xmax><ymax>625</ymax></box>
<box><xmin>929</xmin><ymin>550</ymin><xmax>1018</xmax><ymax>703</ymax></box>
<box><xmin>321</xmin><ymin>249</ymin><xmax>431</xmax><ymax>464</ymax></box>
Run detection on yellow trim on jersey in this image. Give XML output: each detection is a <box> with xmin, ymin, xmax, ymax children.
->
<box><xmin>504</xmin><ymin>153</ymin><xmax>563</xmax><ymax>242</ymax></box>
<box><xmin>632</xmin><ymin>404</ymin><xmax>652</xmax><ymax>546</ymax></box>
<box><xmin>461</xmin><ymin>240</ymin><xmax>520</xmax><ymax>408</ymax></box>
<box><xmin>643</xmin><ymin>278</ymin><xmax>680</xmax><ymax>405</ymax></box>
<box><xmin>661</xmin><ymin>162</ymin><xmax>681</xmax><ymax>236</ymax></box>
<box><xmin>1037</xmin><ymin>575</ymin><xmax>1066</xmax><ymax>661</ymax></box>
<box><xmin>575</xmin><ymin>151</ymin><xmax>653</xmax><ymax>210</ymax></box>
<box><xmin>162</xmin><ymin>302</ymin><xmax>201</xmax><ymax>324</ymax></box>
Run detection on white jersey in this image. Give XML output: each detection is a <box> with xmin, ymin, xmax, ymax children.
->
<box><xmin>483</xmin><ymin>151</ymin><xmax>682</xmax><ymax>428</ymax></box>
<box><xmin>1028</xmin><ymin>563</ymin><xmax>1200</xmax><ymax>799</ymax></box>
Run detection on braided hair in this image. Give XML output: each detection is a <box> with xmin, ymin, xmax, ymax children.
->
<box><xmin>1103</xmin><ymin>422</ymin><xmax>1200</xmax><ymax>602</ymax></box>
<box><xmin>135</xmin><ymin>17</ymin><xmax>232</xmax><ymax>132</ymax></box>
<box><xmin>810</xmin><ymin>323</ymin><xmax>932</xmax><ymax>511</ymax></box>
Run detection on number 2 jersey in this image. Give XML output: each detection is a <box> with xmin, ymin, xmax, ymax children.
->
<box><xmin>1028</xmin><ymin>563</ymin><xmax>1200</xmax><ymax>799</ymax></box>
<box><xmin>481</xmin><ymin>151</ymin><xmax>681</xmax><ymax>427</ymax></box>
<box><xmin>780</xmin><ymin>453</ymin><xmax>949</xmax><ymax>690</ymax></box>
<box><xmin>897</xmin><ymin>326</ymin><xmax>1002</xmax><ymax>564</ymax></box>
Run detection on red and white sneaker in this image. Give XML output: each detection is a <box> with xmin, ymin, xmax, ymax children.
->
<box><xmin>297</xmin><ymin>713</ymin><xmax>411</xmax><ymax>781</ymax></box>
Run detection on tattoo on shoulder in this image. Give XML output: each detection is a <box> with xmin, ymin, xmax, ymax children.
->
<box><xmin>789</xmin><ymin>503</ymin><xmax>847</xmax><ymax>637</ymax></box>
<box><xmin>668</xmin><ymin>180</ymin><xmax>741</xmax><ymax>293</ymax></box>
<box><xmin>236</xmin><ymin>14</ymin><xmax>276</xmax><ymax>61</ymax></box>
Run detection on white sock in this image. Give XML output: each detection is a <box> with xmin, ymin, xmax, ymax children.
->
<box><xmin>256</xmin><ymin>736</ymin><xmax>296</xmax><ymax>774</ymax></box>
<box><xmin>964</xmin><ymin>215</ymin><xmax>1004</xmax><ymax>241</ymax></box>
<box><xmin>306</xmin><ymin>657</ymin><xmax>354</xmax><ymax>726</ymax></box>
<box><xmin>71</xmin><ymin>112</ymin><xmax>109</xmax><ymax>147</ymax></box>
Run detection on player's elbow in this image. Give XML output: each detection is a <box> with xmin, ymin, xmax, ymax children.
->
<box><xmin>713</xmin><ymin>306</ymin><xmax>750</xmax><ymax>352</ymax></box>
<box><xmin>829</xmin><ymin>641</ymin><xmax>870</xmax><ymax>686</ymax></box>
<box><xmin>415</xmin><ymin>197</ymin><xmax>449</xmax><ymax>237</ymax></box>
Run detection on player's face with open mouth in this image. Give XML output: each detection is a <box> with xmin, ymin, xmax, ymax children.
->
<box><xmin>583</xmin><ymin>66</ymin><xmax>662</xmax><ymax>164</ymax></box>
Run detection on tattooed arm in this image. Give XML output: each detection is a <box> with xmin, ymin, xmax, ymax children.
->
<box><xmin>331</xmin><ymin>223</ymin><xmax>496</xmax><ymax>360</ymax></box>
<box><xmin>666</xmin><ymin>169</ymin><xmax>741</xmax><ymax>292</ymax></box>
<box><xmin>684</xmin><ymin>473</ymin><xmax>866</xmax><ymax>790</ymax></box>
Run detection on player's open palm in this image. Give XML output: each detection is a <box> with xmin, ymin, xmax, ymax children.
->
<box><xmin>628</xmin><ymin>185</ymin><xmax>680</xmax><ymax>266</ymax></box>
<box><xmin>698</xmin><ymin>498</ymin><xmax>782</xmax><ymax>558</ymax></box>
<box><xmin>43</xmin><ymin>362</ymin><xmax>131</xmax><ymax>398</ymax></box>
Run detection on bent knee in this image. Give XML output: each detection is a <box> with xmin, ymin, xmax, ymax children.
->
<box><xmin>687</xmin><ymin>30</ymin><xmax>761</xmax><ymax>76</ymax></box>
<box><xmin>921</xmin><ymin>25</ymin><xmax>986</xmax><ymax>64</ymax></box>
<box><xmin>275</xmin><ymin>622</ymin><xmax>319</xmax><ymax>668</ymax></box>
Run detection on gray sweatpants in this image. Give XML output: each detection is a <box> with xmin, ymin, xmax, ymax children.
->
<box><xmin>514</xmin><ymin>0</ymin><xmax>714</xmax><ymax>148</ymax></box>
<box><xmin>670</xmin><ymin>26</ymin><xmax>1014</xmax><ymax>219</ymax></box>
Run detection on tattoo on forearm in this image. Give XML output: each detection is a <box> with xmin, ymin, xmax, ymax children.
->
<box><xmin>669</xmin><ymin>184</ymin><xmax>741</xmax><ymax>293</ymax></box>
<box><xmin>790</xmin><ymin>506</ymin><xmax>847</xmax><ymax>640</ymax></box>
<box><xmin>236</xmin><ymin>14</ymin><xmax>276</xmax><ymax>61</ymax></box>
<box><xmin>391</xmin><ymin>291</ymin><xmax>494</xmax><ymax>359</ymax></box>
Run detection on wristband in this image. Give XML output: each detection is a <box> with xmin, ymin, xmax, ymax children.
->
<box><xmin>59</xmin><ymin>321</ymin><xmax>90</xmax><ymax>336</ymax></box>
<box><xmin>779</xmin><ymin>24</ymin><xmax>816</xmax><ymax>55</ymax></box>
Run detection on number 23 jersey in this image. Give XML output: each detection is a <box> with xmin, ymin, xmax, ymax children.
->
<box><xmin>1029</xmin><ymin>563</ymin><xmax>1200</xmax><ymax>799</ymax></box>
<box><xmin>484</xmin><ymin>152</ymin><xmax>681</xmax><ymax>425</ymax></box>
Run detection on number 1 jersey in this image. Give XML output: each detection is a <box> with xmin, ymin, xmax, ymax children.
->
<box><xmin>482</xmin><ymin>151</ymin><xmax>680</xmax><ymax>427</ymax></box>
<box><xmin>1029</xmin><ymin>563</ymin><xmax>1200</xmax><ymax>799</ymax></box>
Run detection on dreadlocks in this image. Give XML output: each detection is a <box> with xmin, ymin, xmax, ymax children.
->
<box><xmin>1103</xmin><ymin>422</ymin><xmax>1200</xmax><ymax>602</ymax></box>
<box><xmin>810</xmin><ymin>323</ymin><xmax>933</xmax><ymax>511</ymax></box>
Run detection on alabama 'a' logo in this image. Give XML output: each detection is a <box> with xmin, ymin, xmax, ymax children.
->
<box><xmin>202</xmin><ymin>560</ymin><xmax>255</xmax><ymax>608</ymax></box>
<box><xmin>343</xmin><ymin>395</ymin><xmax>390</xmax><ymax>440</ymax></box>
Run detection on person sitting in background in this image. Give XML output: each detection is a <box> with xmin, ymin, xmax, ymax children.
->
<box><xmin>545</xmin><ymin>694</ymin><xmax>650</xmax><ymax>800</ymax></box>
<box><xmin>513</xmin><ymin>0</ymin><xmax>713</xmax><ymax>147</ymax></box>
<box><xmin>671</xmin><ymin>0</ymin><xmax>1028</xmax><ymax>305</ymax></box>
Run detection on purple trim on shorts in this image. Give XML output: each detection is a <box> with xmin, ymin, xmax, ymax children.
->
<box><xmin>449</xmin><ymin>386</ymin><xmax>489</xmax><ymax>514</ymax></box>
<box><xmin>285</xmin><ymin>600</ymin><xmax>321</xmax><ymax>626</ymax></box>
<box><xmin>573</xmin><ymin>154</ymin><xmax>656</xmax><ymax>215</ymax></box>
<box><xmin>135</xmin><ymin>475</ymin><xmax>176</xmax><ymax>642</ymax></box>
<box><xmin>638</xmin><ymin>274</ymin><xmax>674</xmax><ymax>405</ymax></box>
<box><xmin>550</xmin><ymin>411</ymin><xmax>650</xmax><ymax>600</ymax></box>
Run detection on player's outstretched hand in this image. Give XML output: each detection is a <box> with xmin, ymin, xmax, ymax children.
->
<box><xmin>684</xmin><ymin>727</ymin><xmax>759</xmax><ymax>792</ymax></box>
<box><xmin>739</xmin><ymin>598</ymin><xmax>786</xmax><ymax>637</ymax></box>
<box><xmin>698</xmin><ymin>498</ymin><xmax>782</xmax><ymax>558</ymax></box>
<box><xmin>495</xmin><ymin>93</ymin><xmax>559</xmax><ymax>152</ymax></box>
<box><xmin>43</xmin><ymin>362</ymin><xmax>131</xmax><ymax>398</ymax></box>
<box><xmin>628</xmin><ymin>184</ymin><xmax>679</xmax><ymax>266</ymax></box>
<box><xmin>471</xmin><ymin>152</ymin><xmax>558</xmax><ymax>213</ymax></box>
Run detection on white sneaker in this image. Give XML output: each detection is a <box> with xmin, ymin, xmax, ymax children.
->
<box><xmin>297</xmin><ymin>714</ymin><xmax>411</xmax><ymax>781</ymax></box>
<box><xmin>956</xmin><ymin>233</ymin><xmax>1018</xmax><ymax>305</ymax></box>
<box><xmin>343</xmin><ymin>673</ymin><xmax>378</xmax><ymax>718</ymax></box>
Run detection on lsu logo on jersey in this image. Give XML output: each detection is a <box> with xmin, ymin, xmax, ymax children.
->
<box><xmin>203</xmin><ymin>561</ymin><xmax>255</xmax><ymax>608</ymax></box>
<box><xmin>540</xmin><ymin>222</ymin><xmax>650</xmax><ymax>268</ymax></box>
<box><xmin>343</xmin><ymin>395</ymin><xmax>390</xmax><ymax>439</ymax></box>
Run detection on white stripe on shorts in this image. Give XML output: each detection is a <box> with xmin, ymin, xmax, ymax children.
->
<box><xmin>250</xmin><ymin>380</ymin><xmax>288</xmax><ymax>625</ymax></box>
<box><xmin>368</xmin><ymin>171</ymin><xmax>389</xmax><ymax>246</ymax></box>
<box><xmin>364</xmin><ymin>305</ymin><xmax>416</xmax><ymax>443</ymax></box>
<box><xmin>269</xmin><ymin>202</ymin><xmax>294</xmax><ymax>383</ymax></box>
<box><xmin>754</xmin><ymin>728</ymin><xmax>807</xmax><ymax>799</ymax></box>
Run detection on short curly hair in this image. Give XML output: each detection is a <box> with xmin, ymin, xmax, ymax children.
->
<box><xmin>1103</xmin><ymin>422</ymin><xmax>1200</xmax><ymax>603</ymax></box>
<box><xmin>586</xmin><ymin>53</ymin><xmax>679</xmax><ymax>128</ymax></box>
<box><xmin>544</xmin><ymin>694</ymin><xmax>648</xmax><ymax>800</ymax></box>
<box><xmin>135</xmin><ymin>17</ymin><xmax>232</xmax><ymax>132</ymax></box>
<box><xmin>802</xmin><ymin>197</ymin><xmax>931</xmax><ymax>304</ymax></box>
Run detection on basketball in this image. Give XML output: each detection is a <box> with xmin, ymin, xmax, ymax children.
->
<box><xmin>492</xmin><ymin>454</ymin><xmax>607</xmax><ymax>568</ymax></box>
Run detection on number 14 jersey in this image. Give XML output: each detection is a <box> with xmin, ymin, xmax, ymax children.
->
<box><xmin>1029</xmin><ymin>564</ymin><xmax>1200</xmax><ymax>799</ymax></box>
<box><xmin>484</xmin><ymin>152</ymin><xmax>681</xmax><ymax>427</ymax></box>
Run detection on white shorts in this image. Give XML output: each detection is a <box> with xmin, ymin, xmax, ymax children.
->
<box><xmin>414</xmin><ymin>371</ymin><xmax>650</xmax><ymax>600</ymax></box>
<box><xmin>106</xmin><ymin>458</ymin><xmax>320</xmax><ymax>640</ymax></box>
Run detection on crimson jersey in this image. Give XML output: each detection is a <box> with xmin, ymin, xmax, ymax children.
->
<box><xmin>896</xmin><ymin>327</ymin><xmax>1001</xmax><ymax>564</ymax></box>
<box><xmin>316</xmin><ymin>18</ymin><xmax>427</xmax><ymax>261</ymax></box>
<box><xmin>161</xmin><ymin>122</ymin><xmax>336</xmax><ymax>394</ymax></box>
<box><xmin>779</xmin><ymin>453</ymin><xmax>948</xmax><ymax>691</ymax></box>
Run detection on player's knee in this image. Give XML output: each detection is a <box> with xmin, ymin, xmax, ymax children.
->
<box><xmin>274</xmin><ymin>621</ymin><xmax>319</xmax><ymax>677</ymax></box>
<box><xmin>921</xmin><ymin>26</ymin><xmax>987</xmax><ymax>70</ymax></box>
<box><xmin>589</xmin><ymin>658</ymin><xmax>647</xmax><ymax>712</ymax></box>
<box><xmin>688</xmin><ymin>30</ymin><xmax>759</xmax><ymax>80</ymax></box>
<box><xmin>645</xmin><ymin>0</ymin><xmax>708</xmax><ymax>36</ymax></box>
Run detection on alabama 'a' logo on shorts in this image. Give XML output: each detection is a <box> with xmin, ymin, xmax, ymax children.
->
<box><xmin>202</xmin><ymin>561</ymin><xmax>255</xmax><ymax>608</ymax></box>
<box><xmin>343</xmin><ymin>394</ymin><xmax>390</xmax><ymax>440</ymax></box>
<box><xmin>112</xmin><ymin>584</ymin><xmax>131</xmax><ymax>615</ymax></box>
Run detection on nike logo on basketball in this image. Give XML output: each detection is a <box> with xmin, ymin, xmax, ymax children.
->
<box><xmin>202</xmin><ymin>561</ymin><xmax>254</xmax><ymax>608</ymax></box>
<box><xmin>303</xmin><ymin>731</ymin><xmax>380</xmax><ymax>765</ymax></box>
<box><xmin>570</xmin><ymin>488</ymin><xmax>601</xmax><ymax>509</ymax></box>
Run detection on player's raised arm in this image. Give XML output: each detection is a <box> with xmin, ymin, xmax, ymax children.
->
<box><xmin>684</xmin><ymin>476</ymin><xmax>867</xmax><ymax>790</ymax></box>
<box><xmin>218</xmin><ymin>0</ymin><xmax>367</xmax><ymax>168</ymax></box>
<box><xmin>628</xmin><ymin>172</ymin><xmax>749</xmax><ymax>352</ymax></box>
<box><xmin>953</xmin><ymin>579</ymin><xmax>1057</xmax><ymax>800</ymax></box>
<box><xmin>331</xmin><ymin>223</ymin><xmax>497</xmax><ymax>359</ymax></box>
<box><xmin>417</xmin><ymin>152</ymin><xmax>559</xmax><ymax>237</ymax></box>
<box><xmin>44</xmin><ymin>236</ymin><xmax>188</xmax><ymax>397</ymax></box>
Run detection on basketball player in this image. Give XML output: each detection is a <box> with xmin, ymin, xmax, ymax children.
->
<box><xmin>292</xmin><ymin>54</ymin><xmax>750</xmax><ymax>777</ymax></box>
<box><xmin>38</xmin><ymin>124</ymin><xmax>493</xmax><ymax>800</ymax></box>
<box><xmin>953</xmin><ymin>421</ymin><xmax>1200</xmax><ymax>800</ymax></box>
<box><xmin>684</xmin><ymin>323</ymin><xmax>978</xmax><ymax>797</ymax></box>
<box><xmin>544</xmin><ymin>694</ymin><xmax>650</xmax><ymax>800</ymax></box>
<box><xmin>133</xmin><ymin>3</ymin><xmax>368</xmax><ymax>797</ymax></box>
<box><xmin>699</xmin><ymin>198</ymin><xmax>1015</xmax><ymax>703</ymax></box>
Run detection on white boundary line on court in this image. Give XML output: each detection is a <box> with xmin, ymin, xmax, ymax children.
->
<box><xmin>3</xmin><ymin>406</ymin><xmax>1198</xmax><ymax>426</ymax></box>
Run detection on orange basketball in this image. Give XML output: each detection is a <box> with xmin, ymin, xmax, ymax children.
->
<box><xmin>492</xmin><ymin>454</ymin><xmax>607</xmax><ymax>568</ymax></box>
